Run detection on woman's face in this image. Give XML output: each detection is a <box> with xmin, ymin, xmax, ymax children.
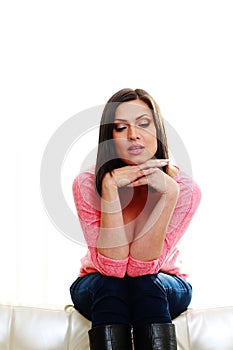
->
<box><xmin>113</xmin><ymin>99</ymin><xmax>158</xmax><ymax>165</ymax></box>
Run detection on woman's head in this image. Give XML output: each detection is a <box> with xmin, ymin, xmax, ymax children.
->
<box><xmin>95</xmin><ymin>88</ymin><xmax>168</xmax><ymax>195</ymax></box>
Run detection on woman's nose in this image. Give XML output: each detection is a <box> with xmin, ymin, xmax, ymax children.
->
<box><xmin>128</xmin><ymin>125</ymin><xmax>140</xmax><ymax>140</ymax></box>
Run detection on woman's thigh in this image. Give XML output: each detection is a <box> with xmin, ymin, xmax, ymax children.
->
<box><xmin>70</xmin><ymin>272</ymin><xmax>192</xmax><ymax>323</ymax></box>
<box><xmin>70</xmin><ymin>273</ymin><xmax>101</xmax><ymax>320</ymax></box>
<box><xmin>70</xmin><ymin>273</ymin><xmax>130</xmax><ymax>323</ymax></box>
<box><xmin>156</xmin><ymin>272</ymin><xmax>192</xmax><ymax>319</ymax></box>
<box><xmin>128</xmin><ymin>272</ymin><xmax>192</xmax><ymax>324</ymax></box>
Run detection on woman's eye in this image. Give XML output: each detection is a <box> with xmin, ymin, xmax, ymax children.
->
<box><xmin>114</xmin><ymin>124</ymin><xmax>127</xmax><ymax>132</ymax></box>
<box><xmin>138</xmin><ymin>121</ymin><xmax>150</xmax><ymax>128</ymax></box>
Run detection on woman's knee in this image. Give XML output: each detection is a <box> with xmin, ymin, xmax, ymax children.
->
<box><xmin>91</xmin><ymin>275</ymin><xmax>131</xmax><ymax>326</ymax></box>
<box><xmin>129</xmin><ymin>275</ymin><xmax>171</xmax><ymax>324</ymax></box>
<box><xmin>129</xmin><ymin>274</ymin><xmax>166</xmax><ymax>297</ymax></box>
<box><xmin>94</xmin><ymin>275</ymin><xmax>129</xmax><ymax>297</ymax></box>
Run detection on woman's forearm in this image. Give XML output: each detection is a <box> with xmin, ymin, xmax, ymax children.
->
<box><xmin>130</xmin><ymin>186</ymin><xmax>179</xmax><ymax>261</ymax></box>
<box><xmin>97</xmin><ymin>174</ymin><xmax>130</xmax><ymax>260</ymax></box>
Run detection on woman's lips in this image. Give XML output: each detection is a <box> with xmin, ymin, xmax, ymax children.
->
<box><xmin>127</xmin><ymin>144</ymin><xmax>145</xmax><ymax>155</ymax></box>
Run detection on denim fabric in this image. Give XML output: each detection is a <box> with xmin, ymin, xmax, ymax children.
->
<box><xmin>70</xmin><ymin>272</ymin><xmax>192</xmax><ymax>327</ymax></box>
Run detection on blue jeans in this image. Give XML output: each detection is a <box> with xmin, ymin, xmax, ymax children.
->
<box><xmin>70</xmin><ymin>272</ymin><xmax>192</xmax><ymax>327</ymax></box>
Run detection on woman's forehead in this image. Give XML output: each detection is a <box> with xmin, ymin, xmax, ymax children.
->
<box><xmin>115</xmin><ymin>100</ymin><xmax>152</xmax><ymax>120</ymax></box>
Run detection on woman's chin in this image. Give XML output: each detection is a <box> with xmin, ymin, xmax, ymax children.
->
<box><xmin>121</xmin><ymin>155</ymin><xmax>153</xmax><ymax>166</ymax></box>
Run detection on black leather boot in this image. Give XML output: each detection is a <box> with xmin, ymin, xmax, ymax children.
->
<box><xmin>88</xmin><ymin>324</ymin><xmax>132</xmax><ymax>350</ymax></box>
<box><xmin>133</xmin><ymin>323</ymin><xmax>177</xmax><ymax>350</ymax></box>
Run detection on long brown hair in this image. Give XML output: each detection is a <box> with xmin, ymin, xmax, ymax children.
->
<box><xmin>95</xmin><ymin>88</ymin><xmax>169</xmax><ymax>195</ymax></box>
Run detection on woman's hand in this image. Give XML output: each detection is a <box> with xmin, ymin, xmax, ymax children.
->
<box><xmin>129</xmin><ymin>160</ymin><xmax>179</xmax><ymax>195</ymax></box>
<box><xmin>104</xmin><ymin>159</ymin><xmax>170</xmax><ymax>190</ymax></box>
<box><xmin>103</xmin><ymin>159</ymin><xmax>178</xmax><ymax>195</ymax></box>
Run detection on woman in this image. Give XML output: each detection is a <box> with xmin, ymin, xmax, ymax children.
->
<box><xmin>70</xmin><ymin>88</ymin><xmax>201</xmax><ymax>350</ymax></box>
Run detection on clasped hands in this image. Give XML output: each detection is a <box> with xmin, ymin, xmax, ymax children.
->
<box><xmin>108</xmin><ymin>159</ymin><xmax>178</xmax><ymax>194</ymax></box>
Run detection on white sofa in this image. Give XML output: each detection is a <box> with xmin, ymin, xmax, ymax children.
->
<box><xmin>1</xmin><ymin>304</ymin><xmax>233</xmax><ymax>349</ymax></box>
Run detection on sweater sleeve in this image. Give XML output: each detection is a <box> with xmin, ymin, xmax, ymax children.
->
<box><xmin>126</xmin><ymin>170</ymin><xmax>202</xmax><ymax>277</ymax></box>
<box><xmin>72</xmin><ymin>169</ymin><xmax>128</xmax><ymax>277</ymax></box>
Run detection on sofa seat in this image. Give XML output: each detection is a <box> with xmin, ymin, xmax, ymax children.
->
<box><xmin>1</xmin><ymin>304</ymin><xmax>233</xmax><ymax>349</ymax></box>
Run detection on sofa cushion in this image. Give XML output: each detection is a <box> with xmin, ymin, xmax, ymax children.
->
<box><xmin>173</xmin><ymin>306</ymin><xmax>233</xmax><ymax>350</ymax></box>
<box><xmin>0</xmin><ymin>304</ymin><xmax>72</xmax><ymax>350</ymax></box>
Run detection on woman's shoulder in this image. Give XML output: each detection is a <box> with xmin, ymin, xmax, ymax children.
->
<box><xmin>169</xmin><ymin>164</ymin><xmax>201</xmax><ymax>193</ymax></box>
<box><xmin>170</xmin><ymin>165</ymin><xmax>202</xmax><ymax>206</ymax></box>
<box><xmin>72</xmin><ymin>165</ymin><xmax>96</xmax><ymax>197</ymax></box>
<box><xmin>72</xmin><ymin>165</ymin><xmax>100</xmax><ymax>209</ymax></box>
<box><xmin>73</xmin><ymin>165</ymin><xmax>95</xmax><ymax>185</ymax></box>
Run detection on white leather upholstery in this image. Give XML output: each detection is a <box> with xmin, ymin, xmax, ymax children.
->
<box><xmin>173</xmin><ymin>307</ymin><xmax>233</xmax><ymax>350</ymax></box>
<box><xmin>1</xmin><ymin>304</ymin><xmax>233</xmax><ymax>349</ymax></box>
<box><xmin>0</xmin><ymin>304</ymin><xmax>89</xmax><ymax>350</ymax></box>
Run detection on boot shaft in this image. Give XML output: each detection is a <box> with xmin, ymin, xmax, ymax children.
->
<box><xmin>88</xmin><ymin>324</ymin><xmax>132</xmax><ymax>350</ymax></box>
<box><xmin>133</xmin><ymin>323</ymin><xmax>177</xmax><ymax>350</ymax></box>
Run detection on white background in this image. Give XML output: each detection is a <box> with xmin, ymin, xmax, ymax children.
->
<box><xmin>1</xmin><ymin>0</ymin><xmax>233</xmax><ymax>310</ymax></box>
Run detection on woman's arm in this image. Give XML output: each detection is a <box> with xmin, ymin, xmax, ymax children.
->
<box><xmin>73</xmin><ymin>169</ymin><xmax>129</xmax><ymax>277</ymax></box>
<box><xmin>97</xmin><ymin>172</ymin><xmax>130</xmax><ymax>260</ymax></box>
<box><xmin>97</xmin><ymin>159</ymin><xmax>171</xmax><ymax>261</ymax></box>
<box><xmin>129</xmin><ymin>165</ymin><xmax>180</xmax><ymax>261</ymax></box>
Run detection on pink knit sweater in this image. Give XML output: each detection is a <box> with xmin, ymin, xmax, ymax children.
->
<box><xmin>72</xmin><ymin>166</ymin><xmax>201</xmax><ymax>279</ymax></box>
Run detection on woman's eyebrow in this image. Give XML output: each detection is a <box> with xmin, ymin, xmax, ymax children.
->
<box><xmin>114</xmin><ymin>114</ymin><xmax>151</xmax><ymax>122</ymax></box>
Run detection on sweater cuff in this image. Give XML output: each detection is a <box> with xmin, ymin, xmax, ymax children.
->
<box><xmin>97</xmin><ymin>252</ymin><xmax>128</xmax><ymax>277</ymax></box>
<box><xmin>127</xmin><ymin>256</ymin><xmax>159</xmax><ymax>277</ymax></box>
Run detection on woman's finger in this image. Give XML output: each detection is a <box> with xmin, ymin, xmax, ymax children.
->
<box><xmin>128</xmin><ymin>176</ymin><xmax>148</xmax><ymax>187</ymax></box>
<box><xmin>111</xmin><ymin>159</ymin><xmax>169</xmax><ymax>188</ymax></box>
<box><xmin>141</xmin><ymin>167</ymin><xmax>160</xmax><ymax>176</ymax></box>
<box><xmin>138</xmin><ymin>159</ymin><xmax>169</xmax><ymax>170</ymax></box>
<box><xmin>111</xmin><ymin>167</ymin><xmax>142</xmax><ymax>187</ymax></box>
